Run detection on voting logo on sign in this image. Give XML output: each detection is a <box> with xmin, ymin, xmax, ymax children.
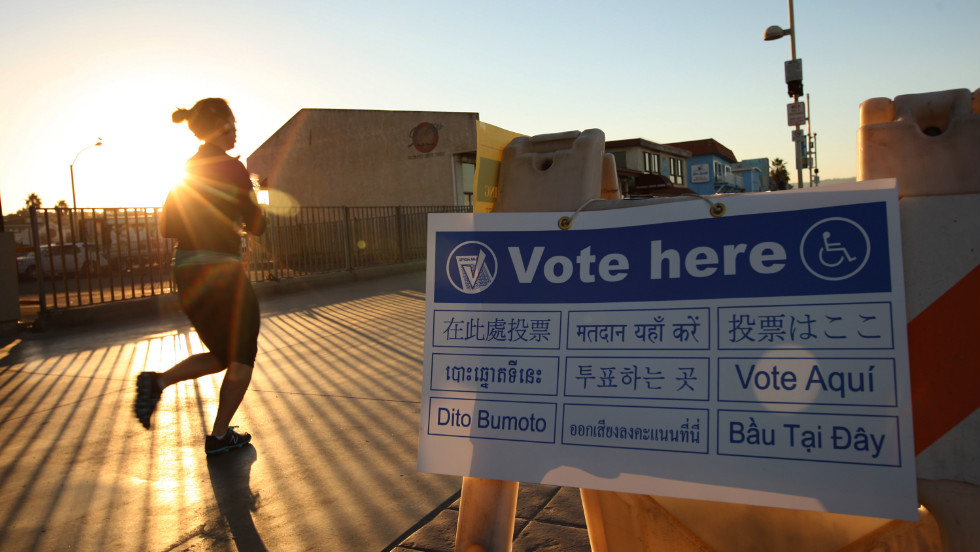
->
<box><xmin>447</xmin><ymin>241</ymin><xmax>498</xmax><ymax>294</ymax></box>
<box><xmin>800</xmin><ymin>217</ymin><xmax>871</xmax><ymax>281</ymax></box>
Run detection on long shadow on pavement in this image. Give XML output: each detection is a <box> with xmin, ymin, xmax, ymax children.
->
<box><xmin>208</xmin><ymin>444</ymin><xmax>267</xmax><ymax>552</ymax></box>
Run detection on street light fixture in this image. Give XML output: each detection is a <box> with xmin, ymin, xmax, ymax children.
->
<box><xmin>70</xmin><ymin>139</ymin><xmax>102</xmax><ymax>209</ymax></box>
<box><xmin>764</xmin><ymin>0</ymin><xmax>807</xmax><ymax>189</ymax></box>
<box><xmin>763</xmin><ymin>25</ymin><xmax>791</xmax><ymax>42</ymax></box>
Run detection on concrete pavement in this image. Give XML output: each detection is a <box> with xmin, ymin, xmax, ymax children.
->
<box><xmin>0</xmin><ymin>268</ymin><xmax>590</xmax><ymax>551</ymax></box>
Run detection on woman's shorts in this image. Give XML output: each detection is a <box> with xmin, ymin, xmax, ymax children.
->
<box><xmin>174</xmin><ymin>261</ymin><xmax>260</xmax><ymax>366</ymax></box>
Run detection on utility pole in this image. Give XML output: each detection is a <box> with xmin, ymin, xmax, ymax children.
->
<box><xmin>765</xmin><ymin>0</ymin><xmax>806</xmax><ymax>188</ymax></box>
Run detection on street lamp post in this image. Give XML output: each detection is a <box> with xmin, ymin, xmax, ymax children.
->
<box><xmin>70</xmin><ymin>139</ymin><xmax>102</xmax><ymax>210</ymax></box>
<box><xmin>764</xmin><ymin>0</ymin><xmax>806</xmax><ymax>189</ymax></box>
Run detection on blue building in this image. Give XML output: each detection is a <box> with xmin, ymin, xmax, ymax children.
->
<box><xmin>664</xmin><ymin>139</ymin><xmax>744</xmax><ymax>195</ymax></box>
<box><xmin>605</xmin><ymin>137</ymin><xmax>770</xmax><ymax>196</ymax></box>
<box><xmin>734</xmin><ymin>158</ymin><xmax>772</xmax><ymax>193</ymax></box>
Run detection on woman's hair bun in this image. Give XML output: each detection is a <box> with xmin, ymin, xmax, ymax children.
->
<box><xmin>172</xmin><ymin>108</ymin><xmax>191</xmax><ymax>124</ymax></box>
<box><xmin>173</xmin><ymin>98</ymin><xmax>232</xmax><ymax>138</ymax></box>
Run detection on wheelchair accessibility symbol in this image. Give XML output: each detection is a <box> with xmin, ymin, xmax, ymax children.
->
<box><xmin>800</xmin><ymin>217</ymin><xmax>871</xmax><ymax>281</ymax></box>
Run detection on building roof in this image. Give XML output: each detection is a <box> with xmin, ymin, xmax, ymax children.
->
<box><xmin>630</xmin><ymin>174</ymin><xmax>699</xmax><ymax>196</ymax></box>
<box><xmin>664</xmin><ymin>139</ymin><xmax>737</xmax><ymax>163</ymax></box>
<box><xmin>634</xmin><ymin>173</ymin><xmax>673</xmax><ymax>188</ymax></box>
<box><xmin>605</xmin><ymin>138</ymin><xmax>692</xmax><ymax>158</ymax></box>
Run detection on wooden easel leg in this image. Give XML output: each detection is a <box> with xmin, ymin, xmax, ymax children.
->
<box><xmin>454</xmin><ymin>477</ymin><xmax>519</xmax><ymax>552</ymax></box>
<box><xmin>580</xmin><ymin>488</ymin><xmax>610</xmax><ymax>552</ymax></box>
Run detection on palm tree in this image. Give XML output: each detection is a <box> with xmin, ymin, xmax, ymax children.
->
<box><xmin>15</xmin><ymin>193</ymin><xmax>43</xmax><ymax>216</ymax></box>
<box><xmin>770</xmin><ymin>158</ymin><xmax>790</xmax><ymax>190</ymax></box>
<box><xmin>25</xmin><ymin>193</ymin><xmax>42</xmax><ymax>210</ymax></box>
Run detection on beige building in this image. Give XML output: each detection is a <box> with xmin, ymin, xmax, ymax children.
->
<box><xmin>604</xmin><ymin>138</ymin><xmax>692</xmax><ymax>196</ymax></box>
<box><xmin>247</xmin><ymin>109</ymin><xmax>478</xmax><ymax>208</ymax></box>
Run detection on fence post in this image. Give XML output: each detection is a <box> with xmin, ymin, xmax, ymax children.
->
<box><xmin>269</xmin><ymin>212</ymin><xmax>281</xmax><ymax>281</ymax></box>
<box><xmin>29</xmin><ymin>207</ymin><xmax>46</xmax><ymax>317</ymax></box>
<box><xmin>397</xmin><ymin>206</ymin><xmax>405</xmax><ymax>264</ymax></box>
<box><xmin>343</xmin><ymin>206</ymin><xmax>354</xmax><ymax>271</ymax></box>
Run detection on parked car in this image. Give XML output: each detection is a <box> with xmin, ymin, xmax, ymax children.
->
<box><xmin>17</xmin><ymin>243</ymin><xmax>111</xmax><ymax>280</ymax></box>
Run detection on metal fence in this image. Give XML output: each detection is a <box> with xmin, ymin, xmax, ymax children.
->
<box><xmin>19</xmin><ymin>204</ymin><xmax>471</xmax><ymax>317</ymax></box>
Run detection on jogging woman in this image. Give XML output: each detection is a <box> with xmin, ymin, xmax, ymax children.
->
<box><xmin>134</xmin><ymin>97</ymin><xmax>265</xmax><ymax>455</ymax></box>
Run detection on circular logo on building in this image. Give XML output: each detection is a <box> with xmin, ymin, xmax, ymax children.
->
<box><xmin>800</xmin><ymin>217</ymin><xmax>871</xmax><ymax>281</ymax></box>
<box><xmin>446</xmin><ymin>241</ymin><xmax>498</xmax><ymax>294</ymax></box>
<box><xmin>409</xmin><ymin>122</ymin><xmax>440</xmax><ymax>153</ymax></box>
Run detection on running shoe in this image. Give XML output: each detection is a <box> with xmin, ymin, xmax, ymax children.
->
<box><xmin>134</xmin><ymin>371</ymin><xmax>163</xmax><ymax>429</ymax></box>
<box><xmin>205</xmin><ymin>427</ymin><xmax>252</xmax><ymax>455</ymax></box>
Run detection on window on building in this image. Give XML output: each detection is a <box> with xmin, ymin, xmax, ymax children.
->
<box><xmin>644</xmin><ymin>152</ymin><xmax>660</xmax><ymax>174</ymax></box>
<box><xmin>669</xmin><ymin>158</ymin><xmax>685</xmax><ymax>186</ymax></box>
<box><xmin>454</xmin><ymin>152</ymin><xmax>476</xmax><ymax>206</ymax></box>
<box><xmin>611</xmin><ymin>151</ymin><xmax>627</xmax><ymax>171</ymax></box>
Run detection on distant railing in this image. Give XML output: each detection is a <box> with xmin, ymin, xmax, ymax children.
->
<box><xmin>22</xmin><ymin>207</ymin><xmax>173</xmax><ymax>315</ymax></box>
<box><xmin>21</xmin><ymin>204</ymin><xmax>471</xmax><ymax>317</ymax></box>
<box><xmin>242</xmin><ymin>205</ymin><xmax>471</xmax><ymax>281</ymax></box>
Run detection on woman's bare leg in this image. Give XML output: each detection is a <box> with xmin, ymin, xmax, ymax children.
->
<box><xmin>211</xmin><ymin>360</ymin><xmax>253</xmax><ymax>437</ymax></box>
<box><xmin>159</xmin><ymin>352</ymin><xmax>224</xmax><ymax>387</ymax></box>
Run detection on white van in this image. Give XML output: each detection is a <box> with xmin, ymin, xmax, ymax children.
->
<box><xmin>17</xmin><ymin>243</ymin><xmax>110</xmax><ymax>280</ymax></box>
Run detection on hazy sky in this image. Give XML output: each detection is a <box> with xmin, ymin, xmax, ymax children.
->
<box><xmin>1</xmin><ymin>0</ymin><xmax>976</xmax><ymax>213</ymax></box>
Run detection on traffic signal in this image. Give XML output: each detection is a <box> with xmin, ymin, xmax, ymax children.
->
<box><xmin>785</xmin><ymin>59</ymin><xmax>803</xmax><ymax>99</ymax></box>
<box><xmin>788</xmin><ymin>80</ymin><xmax>804</xmax><ymax>99</ymax></box>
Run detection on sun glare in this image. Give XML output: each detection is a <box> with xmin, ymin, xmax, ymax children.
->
<box><xmin>59</xmin><ymin>73</ymin><xmax>223</xmax><ymax>209</ymax></box>
<box><xmin>50</xmin><ymin>69</ymin><xmax>276</xmax><ymax>211</ymax></box>
<box><xmin>81</xmin><ymin>142</ymin><xmax>185</xmax><ymax>208</ymax></box>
